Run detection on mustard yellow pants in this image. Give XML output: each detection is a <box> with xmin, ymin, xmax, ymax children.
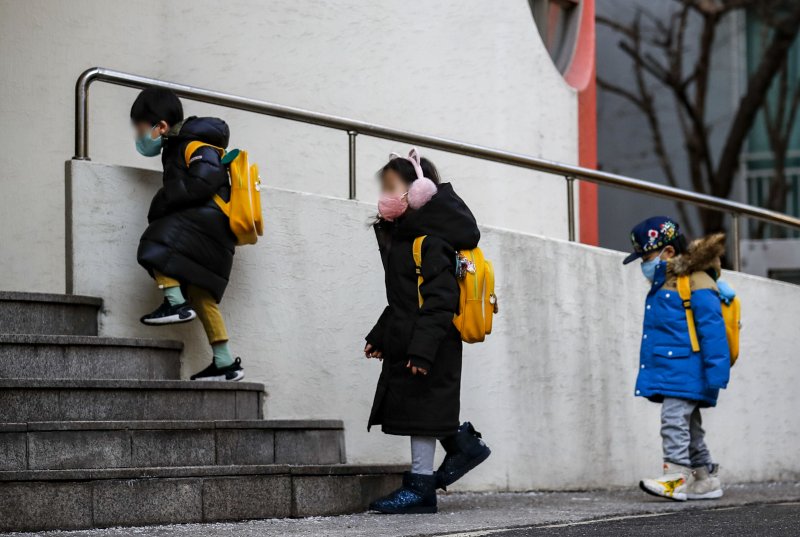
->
<box><xmin>154</xmin><ymin>272</ymin><xmax>229</xmax><ymax>344</ymax></box>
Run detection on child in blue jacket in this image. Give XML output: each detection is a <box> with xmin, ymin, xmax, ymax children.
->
<box><xmin>623</xmin><ymin>217</ymin><xmax>731</xmax><ymax>501</ymax></box>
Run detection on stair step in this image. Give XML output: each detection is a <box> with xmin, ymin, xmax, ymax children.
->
<box><xmin>0</xmin><ymin>379</ymin><xmax>264</xmax><ymax>422</ymax></box>
<box><xmin>0</xmin><ymin>334</ymin><xmax>182</xmax><ymax>380</ymax></box>
<box><xmin>0</xmin><ymin>419</ymin><xmax>346</xmax><ymax>471</ymax></box>
<box><xmin>0</xmin><ymin>464</ymin><xmax>405</xmax><ymax>531</ymax></box>
<box><xmin>0</xmin><ymin>292</ymin><xmax>102</xmax><ymax>336</ymax></box>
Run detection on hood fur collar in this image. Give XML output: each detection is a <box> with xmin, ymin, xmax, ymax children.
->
<box><xmin>668</xmin><ymin>233</ymin><xmax>725</xmax><ymax>277</ymax></box>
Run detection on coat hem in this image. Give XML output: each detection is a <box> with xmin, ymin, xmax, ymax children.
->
<box><xmin>636</xmin><ymin>389</ymin><xmax>718</xmax><ymax>408</ymax></box>
<box><xmin>370</xmin><ymin>422</ymin><xmax>459</xmax><ymax>439</ymax></box>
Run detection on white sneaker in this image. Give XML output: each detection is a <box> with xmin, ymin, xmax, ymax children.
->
<box><xmin>687</xmin><ymin>464</ymin><xmax>723</xmax><ymax>500</ymax></box>
<box><xmin>639</xmin><ymin>462</ymin><xmax>694</xmax><ymax>501</ymax></box>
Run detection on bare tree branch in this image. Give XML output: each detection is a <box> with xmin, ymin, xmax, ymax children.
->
<box><xmin>600</xmin><ymin>0</ymin><xmax>800</xmax><ymax>236</ymax></box>
<box><xmin>757</xmin><ymin>49</ymin><xmax>800</xmax><ymax>238</ymax></box>
<box><xmin>715</xmin><ymin>3</ymin><xmax>800</xmax><ymax>200</ymax></box>
<box><xmin>686</xmin><ymin>10</ymin><xmax>718</xmax><ymax>192</ymax></box>
<box><xmin>596</xmin><ymin>78</ymin><xmax>644</xmax><ymax>108</ymax></box>
<box><xmin>596</xmin><ymin>14</ymin><xmax>636</xmax><ymax>40</ymax></box>
<box><xmin>598</xmin><ymin>15</ymin><xmax>696</xmax><ymax>232</ymax></box>
<box><xmin>617</xmin><ymin>29</ymin><xmax>716</xmax><ymax>194</ymax></box>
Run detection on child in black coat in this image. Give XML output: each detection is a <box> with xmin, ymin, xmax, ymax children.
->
<box><xmin>365</xmin><ymin>149</ymin><xmax>491</xmax><ymax>514</ymax></box>
<box><xmin>130</xmin><ymin>87</ymin><xmax>243</xmax><ymax>381</ymax></box>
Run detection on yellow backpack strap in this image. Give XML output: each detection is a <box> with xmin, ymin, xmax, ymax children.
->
<box><xmin>484</xmin><ymin>259</ymin><xmax>496</xmax><ymax>334</ymax></box>
<box><xmin>184</xmin><ymin>141</ymin><xmax>230</xmax><ymax>217</ymax></box>
<box><xmin>677</xmin><ymin>275</ymin><xmax>701</xmax><ymax>353</ymax></box>
<box><xmin>184</xmin><ymin>141</ymin><xmax>222</xmax><ymax>167</ymax></box>
<box><xmin>412</xmin><ymin>236</ymin><xmax>426</xmax><ymax>307</ymax></box>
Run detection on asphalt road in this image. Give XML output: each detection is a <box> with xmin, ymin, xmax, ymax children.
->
<box><xmin>481</xmin><ymin>502</ymin><xmax>800</xmax><ymax>537</ymax></box>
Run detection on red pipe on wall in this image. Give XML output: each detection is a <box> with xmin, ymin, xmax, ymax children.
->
<box><xmin>563</xmin><ymin>0</ymin><xmax>598</xmax><ymax>246</ymax></box>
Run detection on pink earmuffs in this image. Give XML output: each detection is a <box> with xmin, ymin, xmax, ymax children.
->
<box><xmin>390</xmin><ymin>147</ymin><xmax>438</xmax><ymax>209</ymax></box>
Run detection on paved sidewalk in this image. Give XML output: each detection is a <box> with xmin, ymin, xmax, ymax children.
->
<box><xmin>9</xmin><ymin>482</ymin><xmax>800</xmax><ymax>537</ymax></box>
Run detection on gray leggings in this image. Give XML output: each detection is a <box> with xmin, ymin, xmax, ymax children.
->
<box><xmin>661</xmin><ymin>397</ymin><xmax>713</xmax><ymax>468</ymax></box>
<box><xmin>410</xmin><ymin>436</ymin><xmax>437</xmax><ymax>475</ymax></box>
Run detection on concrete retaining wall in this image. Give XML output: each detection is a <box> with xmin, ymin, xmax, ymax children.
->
<box><xmin>68</xmin><ymin>160</ymin><xmax>800</xmax><ymax>490</ymax></box>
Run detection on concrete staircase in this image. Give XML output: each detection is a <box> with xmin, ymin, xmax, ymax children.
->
<box><xmin>0</xmin><ymin>292</ymin><xmax>402</xmax><ymax>532</ymax></box>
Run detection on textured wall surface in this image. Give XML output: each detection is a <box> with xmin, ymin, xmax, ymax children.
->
<box><xmin>69</xmin><ymin>161</ymin><xmax>800</xmax><ymax>490</ymax></box>
<box><xmin>0</xmin><ymin>0</ymin><xmax>577</xmax><ymax>293</ymax></box>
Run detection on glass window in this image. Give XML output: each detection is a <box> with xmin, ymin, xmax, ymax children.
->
<box><xmin>768</xmin><ymin>268</ymin><xmax>800</xmax><ymax>285</ymax></box>
<box><xmin>530</xmin><ymin>0</ymin><xmax>582</xmax><ymax>74</ymax></box>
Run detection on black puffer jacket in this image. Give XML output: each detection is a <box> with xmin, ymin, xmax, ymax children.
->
<box><xmin>367</xmin><ymin>183</ymin><xmax>480</xmax><ymax>437</ymax></box>
<box><xmin>137</xmin><ymin>116</ymin><xmax>236</xmax><ymax>302</ymax></box>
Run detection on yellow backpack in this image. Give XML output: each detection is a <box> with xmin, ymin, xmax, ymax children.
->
<box><xmin>677</xmin><ymin>275</ymin><xmax>741</xmax><ymax>366</ymax></box>
<box><xmin>184</xmin><ymin>141</ymin><xmax>264</xmax><ymax>246</ymax></box>
<box><xmin>412</xmin><ymin>236</ymin><xmax>498</xmax><ymax>343</ymax></box>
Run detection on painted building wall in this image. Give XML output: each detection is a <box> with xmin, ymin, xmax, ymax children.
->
<box><xmin>0</xmin><ymin>0</ymin><xmax>578</xmax><ymax>294</ymax></box>
<box><xmin>69</xmin><ymin>161</ymin><xmax>800</xmax><ymax>490</ymax></box>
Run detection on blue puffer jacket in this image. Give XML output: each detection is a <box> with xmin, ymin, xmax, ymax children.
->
<box><xmin>636</xmin><ymin>234</ymin><xmax>731</xmax><ymax>407</ymax></box>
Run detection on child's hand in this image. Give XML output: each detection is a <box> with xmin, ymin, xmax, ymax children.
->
<box><xmin>364</xmin><ymin>343</ymin><xmax>383</xmax><ymax>360</ymax></box>
<box><xmin>406</xmin><ymin>360</ymin><xmax>428</xmax><ymax>376</ymax></box>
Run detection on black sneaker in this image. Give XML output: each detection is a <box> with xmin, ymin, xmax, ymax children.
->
<box><xmin>140</xmin><ymin>298</ymin><xmax>197</xmax><ymax>326</ymax></box>
<box><xmin>190</xmin><ymin>357</ymin><xmax>245</xmax><ymax>382</ymax></box>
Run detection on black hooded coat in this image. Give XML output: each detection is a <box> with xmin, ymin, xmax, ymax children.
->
<box><xmin>137</xmin><ymin>116</ymin><xmax>236</xmax><ymax>302</ymax></box>
<box><xmin>366</xmin><ymin>183</ymin><xmax>480</xmax><ymax>437</ymax></box>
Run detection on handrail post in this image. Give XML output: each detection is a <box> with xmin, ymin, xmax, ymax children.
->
<box><xmin>732</xmin><ymin>213</ymin><xmax>741</xmax><ymax>271</ymax></box>
<box><xmin>73</xmin><ymin>68</ymin><xmax>99</xmax><ymax>160</ymax></box>
<box><xmin>347</xmin><ymin>130</ymin><xmax>358</xmax><ymax>200</ymax></box>
<box><xmin>566</xmin><ymin>175</ymin><xmax>576</xmax><ymax>242</ymax></box>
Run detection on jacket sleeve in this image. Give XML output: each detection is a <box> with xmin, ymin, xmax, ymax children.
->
<box><xmin>407</xmin><ymin>237</ymin><xmax>459</xmax><ymax>370</ymax></box>
<box><xmin>692</xmin><ymin>288</ymin><xmax>730</xmax><ymax>389</ymax></box>
<box><xmin>162</xmin><ymin>145</ymin><xmax>228</xmax><ymax>210</ymax></box>
<box><xmin>365</xmin><ymin>306</ymin><xmax>390</xmax><ymax>349</ymax></box>
<box><xmin>146</xmin><ymin>187</ymin><xmax>169</xmax><ymax>222</ymax></box>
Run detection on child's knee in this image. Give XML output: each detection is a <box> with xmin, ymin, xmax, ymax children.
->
<box><xmin>154</xmin><ymin>271</ymin><xmax>181</xmax><ymax>289</ymax></box>
<box><xmin>187</xmin><ymin>285</ymin><xmax>215</xmax><ymax>305</ymax></box>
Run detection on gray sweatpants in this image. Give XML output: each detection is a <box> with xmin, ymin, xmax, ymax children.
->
<box><xmin>661</xmin><ymin>397</ymin><xmax>713</xmax><ymax>469</ymax></box>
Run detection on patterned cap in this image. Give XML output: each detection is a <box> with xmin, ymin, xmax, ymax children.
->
<box><xmin>623</xmin><ymin>216</ymin><xmax>681</xmax><ymax>265</ymax></box>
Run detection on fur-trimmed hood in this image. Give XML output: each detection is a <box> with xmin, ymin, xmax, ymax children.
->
<box><xmin>667</xmin><ymin>233</ymin><xmax>726</xmax><ymax>277</ymax></box>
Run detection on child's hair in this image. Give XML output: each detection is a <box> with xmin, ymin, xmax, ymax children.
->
<box><xmin>130</xmin><ymin>87</ymin><xmax>184</xmax><ymax>127</ymax></box>
<box><xmin>671</xmin><ymin>234</ymin><xmax>689</xmax><ymax>256</ymax></box>
<box><xmin>380</xmin><ymin>156</ymin><xmax>441</xmax><ymax>186</ymax></box>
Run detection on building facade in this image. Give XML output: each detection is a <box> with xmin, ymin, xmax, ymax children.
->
<box><xmin>0</xmin><ymin>0</ymin><xmax>594</xmax><ymax>294</ymax></box>
<box><xmin>597</xmin><ymin>0</ymin><xmax>800</xmax><ymax>279</ymax></box>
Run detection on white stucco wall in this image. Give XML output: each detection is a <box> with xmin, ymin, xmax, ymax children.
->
<box><xmin>69</xmin><ymin>160</ymin><xmax>800</xmax><ymax>490</ymax></box>
<box><xmin>0</xmin><ymin>0</ymin><xmax>577</xmax><ymax>294</ymax></box>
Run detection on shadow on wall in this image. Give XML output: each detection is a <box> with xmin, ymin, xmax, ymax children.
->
<box><xmin>67</xmin><ymin>160</ymin><xmax>800</xmax><ymax>490</ymax></box>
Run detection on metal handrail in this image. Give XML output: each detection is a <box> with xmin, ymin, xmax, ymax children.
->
<box><xmin>75</xmin><ymin>67</ymin><xmax>800</xmax><ymax>270</ymax></box>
